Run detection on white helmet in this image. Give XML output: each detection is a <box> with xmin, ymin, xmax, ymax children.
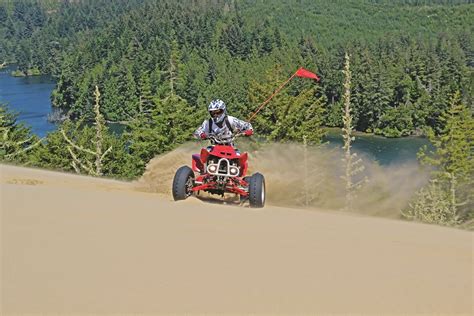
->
<box><xmin>208</xmin><ymin>99</ymin><xmax>226</xmax><ymax>124</ymax></box>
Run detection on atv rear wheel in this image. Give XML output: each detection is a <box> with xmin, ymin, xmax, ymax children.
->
<box><xmin>172</xmin><ymin>166</ymin><xmax>195</xmax><ymax>201</ymax></box>
<box><xmin>248</xmin><ymin>173</ymin><xmax>265</xmax><ymax>208</ymax></box>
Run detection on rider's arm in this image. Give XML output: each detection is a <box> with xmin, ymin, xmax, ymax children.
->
<box><xmin>228</xmin><ymin>116</ymin><xmax>253</xmax><ymax>133</ymax></box>
<box><xmin>193</xmin><ymin>120</ymin><xmax>209</xmax><ymax>139</ymax></box>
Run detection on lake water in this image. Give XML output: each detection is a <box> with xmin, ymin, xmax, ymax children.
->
<box><xmin>0</xmin><ymin>65</ymin><xmax>431</xmax><ymax>165</ymax></box>
<box><xmin>0</xmin><ymin>65</ymin><xmax>57</xmax><ymax>137</ymax></box>
<box><xmin>323</xmin><ymin>129</ymin><xmax>430</xmax><ymax>166</ymax></box>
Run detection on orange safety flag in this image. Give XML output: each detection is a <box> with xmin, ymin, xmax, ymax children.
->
<box><xmin>248</xmin><ymin>67</ymin><xmax>321</xmax><ymax>121</ymax></box>
<box><xmin>295</xmin><ymin>67</ymin><xmax>320</xmax><ymax>81</ymax></box>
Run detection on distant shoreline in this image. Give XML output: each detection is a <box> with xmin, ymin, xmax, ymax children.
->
<box><xmin>323</xmin><ymin>126</ymin><xmax>427</xmax><ymax>139</ymax></box>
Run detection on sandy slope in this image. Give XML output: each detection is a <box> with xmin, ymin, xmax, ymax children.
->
<box><xmin>1</xmin><ymin>164</ymin><xmax>472</xmax><ymax>314</ymax></box>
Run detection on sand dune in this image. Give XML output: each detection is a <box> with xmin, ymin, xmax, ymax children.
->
<box><xmin>1</xmin><ymin>164</ymin><xmax>472</xmax><ymax>314</ymax></box>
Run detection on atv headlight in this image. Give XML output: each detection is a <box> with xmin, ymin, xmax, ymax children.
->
<box><xmin>208</xmin><ymin>164</ymin><xmax>218</xmax><ymax>173</ymax></box>
<box><xmin>229</xmin><ymin>166</ymin><xmax>239</xmax><ymax>176</ymax></box>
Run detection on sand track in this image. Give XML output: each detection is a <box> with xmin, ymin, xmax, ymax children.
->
<box><xmin>1</xmin><ymin>163</ymin><xmax>472</xmax><ymax>314</ymax></box>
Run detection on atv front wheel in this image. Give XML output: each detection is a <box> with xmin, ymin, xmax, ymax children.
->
<box><xmin>248</xmin><ymin>173</ymin><xmax>265</xmax><ymax>208</ymax></box>
<box><xmin>240</xmin><ymin>176</ymin><xmax>251</xmax><ymax>203</ymax></box>
<box><xmin>172</xmin><ymin>166</ymin><xmax>195</xmax><ymax>201</ymax></box>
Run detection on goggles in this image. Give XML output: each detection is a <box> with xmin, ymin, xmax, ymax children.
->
<box><xmin>209</xmin><ymin>109</ymin><xmax>224</xmax><ymax>117</ymax></box>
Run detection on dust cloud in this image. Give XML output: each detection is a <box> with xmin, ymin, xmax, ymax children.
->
<box><xmin>136</xmin><ymin>141</ymin><xmax>429</xmax><ymax>218</ymax></box>
<box><xmin>135</xmin><ymin>143</ymin><xmax>197</xmax><ymax>196</ymax></box>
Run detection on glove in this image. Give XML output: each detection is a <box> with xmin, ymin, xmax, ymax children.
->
<box><xmin>200</xmin><ymin>133</ymin><xmax>207</xmax><ymax>140</ymax></box>
<box><xmin>244</xmin><ymin>129</ymin><xmax>253</xmax><ymax>136</ymax></box>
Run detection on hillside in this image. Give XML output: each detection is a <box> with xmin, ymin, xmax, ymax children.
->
<box><xmin>1</xmin><ymin>0</ymin><xmax>472</xmax><ymax>136</ymax></box>
<box><xmin>1</xmin><ymin>163</ymin><xmax>472</xmax><ymax>314</ymax></box>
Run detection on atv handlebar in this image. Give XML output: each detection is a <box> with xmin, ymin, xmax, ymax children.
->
<box><xmin>207</xmin><ymin>132</ymin><xmax>245</xmax><ymax>145</ymax></box>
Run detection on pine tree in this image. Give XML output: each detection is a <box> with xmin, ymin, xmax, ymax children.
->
<box><xmin>402</xmin><ymin>179</ymin><xmax>461</xmax><ymax>226</ymax></box>
<box><xmin>298</xmin><ymin>88</ymin><xmax>327</xmax><ymax>144</ymax></box>
<box><xmin>0</xmin><ymin>105</ymin><xmax>42</xmax><ymax>163</ymax></box>
<box><xmin>408</xmin><ymin>91</ymin><xmax>474</xmax><ymax>225</ymax></box>
<box><xmin>137</xmin><ymin>71</ymin><xmax>154</xmax><ymax>115</ymax></box>
<box><xmin>219</xmin><ymin>14</ymin><xmax>249</xmax><ymax>58</ymax></box>
<box><xmin>127</xmin><ymin>93</ymin><xmax>199</xmax><ymax>173</ymax></box>
<box><xmin>247</xmin><ymin>67</ymin><xmax>291</xmax><ymax>137</ymax></box>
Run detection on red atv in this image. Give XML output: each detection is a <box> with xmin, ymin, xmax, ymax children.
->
<box><xmin>172</xmin><ymin>134</ymin><xmax>265</xmax><ymax>208</ymax></box>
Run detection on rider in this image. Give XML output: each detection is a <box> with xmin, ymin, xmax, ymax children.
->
<box><xmin>194</xmin><ymin>99</ymin><xmax>253</xmax><ymax>145</ymax></box>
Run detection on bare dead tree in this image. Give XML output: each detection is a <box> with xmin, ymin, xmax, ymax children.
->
<box><xmin>299</xmin><ymin>135</ymin><xmax>325</xmax><ymax>207</ymax></box>
<box><xmin>341</xmin><ymin>52</ymin><xmax>367</xmax><ymax>211</ymax></box>
<box><xmin>61</xmin><ymin>86</ymin><xmax>112</xmax><ymax>176</ymax></box>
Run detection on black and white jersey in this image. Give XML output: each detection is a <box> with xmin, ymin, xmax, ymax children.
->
<box><xmin>194</xmin><ymin>116</ymin><xmax>253</xmax><ymax>141</ymax></box>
